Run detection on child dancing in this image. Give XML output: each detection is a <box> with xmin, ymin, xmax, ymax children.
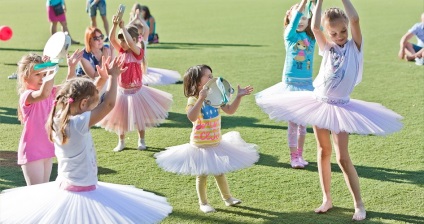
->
<box><xmin>0</xmin><ymin>57</ymin><xmax>172</xmax><ymax>223</ymax></box>
<box><xmin>257</xmin><ymin>0</ymin><xmax>403</xmax><ymax>220</ymax></box>
<box><xmin>256</xmin><ymin>0</ymin><xmax>316</xmax><ymax>169</ymax></box>
<box><xmin>155</xmin><ymin>65</ymin><xmax>259</xmax><ymax>213</ymax></box>
<box><xmin>100</xmin><ymin>15</ymin><xmax>173</xmax><ymax>151</ymax></box>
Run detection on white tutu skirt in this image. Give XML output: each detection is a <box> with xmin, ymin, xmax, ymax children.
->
<box><xmin>0</xmin><ymin>181</ymin><xmax>172</xmax><ymax>224</ymax></box>
<box><xmin>143</xmin><ymin>67</ymin><xmax>181</xmax><ymax>86</ymax></box>
<box><xmin>256</xmin><ymin>92</ymin><xmax>403</xmax><ymax>135</ymax></box>
<box><xmin>98</xmin><ymin>86</ymin><xmax>173</xmax><ymax>135</ymax></box>
<box><xmin>255</xmin><ymin>81</ymin><xmax>314</xmax><ymax>99</ymax></box>
<box><xmin>154</xmin><ymin>131</ymin><xmax>259</xmax><ymax>176</ymax></box>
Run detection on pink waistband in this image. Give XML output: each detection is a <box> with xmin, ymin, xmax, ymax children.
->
<box><xmin>60</xmin><ymin>182</ymin><xmax>96</xmax><ymax>192</ymax></box>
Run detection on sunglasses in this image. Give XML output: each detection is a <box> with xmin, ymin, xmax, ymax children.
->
<box><xmin>92</xmin><ymin>34</ymin><xmax>104</xmax><ymax>41</ymax></box>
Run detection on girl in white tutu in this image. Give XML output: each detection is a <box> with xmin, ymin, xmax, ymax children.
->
<box><xmin>256</xmin><ymin>0</ymin><xmax>316</xmax><ymax>169</ymax></box>
<box><xmin>257</xmin><ymin>0</ymin><xmax>402</xmax><ymax>221</ymax></box>
<box><xmin>0</xmin><ymin>57</ymin><xmax>172</xmax><ymax>224</ymax></box>
<box><xmin>129</xmin><ymin>3</ymin><xmax>181</xmax><ymax>86</ymax></box>
<box><xmin>155</xmin><ymin>65</ymin><xmax>259</xmax><ymax>213</ymax></box>
<box><xmin>100</xmin><ymin>15</ymin><xmax>173</xmax><ymax>152</ymax></box>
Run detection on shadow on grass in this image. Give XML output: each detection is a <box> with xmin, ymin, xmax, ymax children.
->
<box><xmin>299</xmin><ymin>162</ymin><xmax>424</xmax><ymax>187</ymax></box>
<box><xmin>169</xmin><ymin>205</ymin><xmax>424</xmax><ymax>223</ymax></box>
<box><xmin>0</xmin><ymin>107</ymin><xmax>20</xmax><ymax>125</ymax></box>
<box><xmin>148</xmin><ymin>42</ymin><xmax>263</xmax><ymax>50</ymax></box>
<box><xmin>0</xmin><ymin>47</ymin><xmax>43</xmax><ymax>52</ymax></box>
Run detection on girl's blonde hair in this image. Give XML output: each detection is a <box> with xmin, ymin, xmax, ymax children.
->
<box><xmin>46</xmin><ymin>77</ymin><xmax>97</xmax><ymax>144</ymax></box>
<box><xmin>183</xmin><ymin>65</ymin><xmax>212</xmax><ymax>98</ymax></box>
<box><xmin>16</xmin><ymin>53</ymin><xmax>43</xmax><ymax>122</ymax></box>
<box><xmin>322</xmin><ymin>7</ymin><xmax>348</xmax><ymax>25</ymax></box>
<box><xmin>284</xmin><ymin>4</ymin><xmax>315</xmax><ymax>40</ymax></box>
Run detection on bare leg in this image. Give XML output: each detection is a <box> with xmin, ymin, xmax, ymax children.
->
<box><xmin>404</xmin><ymin>42</ymin><xmax>417</xmax><ymax>61</ymax></box>
<box><xmin>21</xmin><ymin>158</ymin><xmax>52</xmax><ymax>185</ymax></box>
<box><xmin>313</xmin><ymin>126</ymin><xmax>333</xmax><ymax>213</ymax></box>
<box><xmin>101</xmin><ymin>15</ymin><xmax>109</xmax><ymax>36</ymax></box>
<box><xmin>91</xmin><ymin>17</ymin><xmax>97</xmax><ymax>28</ymax></box>
<box><xmin>332</xmin><ymin>132</ymin><xmax>366</xmax><ymax>221</ymax></box>
<box><xmin>50</xmin><ymin>22</ymin><xmax>58</xmax><ymax>35</ymax></box>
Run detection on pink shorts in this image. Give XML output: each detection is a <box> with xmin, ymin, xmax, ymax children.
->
<box><xmin>47</xmin><ymin>6</ymin><xmax>66</xmax><ymax>22</ymax></box>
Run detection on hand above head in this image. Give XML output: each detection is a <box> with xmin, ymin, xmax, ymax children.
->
<box><xmin>67</xmin><ymin>49</ymin><xmax>83</xmax><ymax>68</ymax></box>
<box><xmin>112</xmin><ymin>15</ymin><xmax>121</xmax><ymax>25</ymax></box>
<box><xmin>42</xmin><ymin>55</ymin><xmax>50</xmax><ymax>63</ymax></box>
<box><xmin>95</xmin><ymin>56</ymin><xmax>111</xmax><ymax>80</ymax></box>
<box><xmin>118</xmin><ymin>20</ymin><xmax>125</xmax><ymax>29</ymax></box>
<box><xmin>237</xmin><ymin>85</ymin><xmax>254</xmax><ymax>97</ymax></box>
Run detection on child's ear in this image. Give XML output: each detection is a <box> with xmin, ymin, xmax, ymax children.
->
<box><xmin>80</xmin><ymin>98</ymin><xmax>88</xmax><ymax>109</ymax></box>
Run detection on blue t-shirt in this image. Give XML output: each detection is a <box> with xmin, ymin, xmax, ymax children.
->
<box><xmin>408</xmin><ymin>22</ymin><xmax>424</xmax><ymax>46</ymax></box>
<box><xmin>47</xmin><ymin>0</ymin><xmax>63</xmax><ymax>6</ymax></box>
<box><xmin>283</xmin><ymin>10</ymin><xmax>316</xmax><ymax>79</ymax></box>
<box><xmin>75</xmin><ymin>45</ymin><xmax>109</xmax><ymax>76</ymax></box>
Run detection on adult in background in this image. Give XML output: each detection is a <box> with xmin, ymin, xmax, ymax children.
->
<box><xmin>76</xmin><ymin>26</ymin><xmax>112</xmax><ymax>79</ymax></box>
<box><xmin>46</xmin><ymin>0</ymin><xmax>80</xmax><ymax>44</ymax></box>
<box><xmin>398</xmin><ymin>12</ymin><xmax>424</xmax><ymax>65</ymax></box>
<box><xmin>86</xmin><ymin>0</ymin><xmax>110</xmax><ymax>42</ymax></box>
<box><xmin>140</xmin><ymin>5</ymin><xmax>159</xmax><ymax>44</ymax></box>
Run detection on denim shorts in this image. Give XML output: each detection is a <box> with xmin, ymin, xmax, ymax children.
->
<box><xmin>412</xmin><ymin>44</ymin><xmax>423</xmax><ymax>52</ymax></box>
<box><xmin>88</xmin><ymin>1</ymin><xmax>106</xmax><ymax>17</ymax></box>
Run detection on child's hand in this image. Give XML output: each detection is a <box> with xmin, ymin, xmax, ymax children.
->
<box><xmin>237</xmin><ymin>85</ymin><xmax>254</xmax><ymax>97</ymax></box>
<box><xmin>199</xmin><ymin>87</ymin><xmax>209</xmax><ymax>101</ymax></box>
<box><xmin>107</xmin><ymin>55</ymin><xmax>127</xmax><ymax>77</ymax></box>
<box><xmin>118</xmin><ymin>20</ymin><xmax>125</xmax><ymax>29</ymax></box>
<box><xmin>112</xmin><ymin>15</ymin><xmax>120</xmax><ymax>25</ymax></box>
<box><xmin>66</xmin><ymin>49</ymin><xmax>83</xmax><ymax>67</ymax></box>
<box><xmin>42</xmin><ymin>55</ymin><xmax>50</xmax><ymax>62</ymax></box>
<box><xmin>95</xmin><ymin>56</ymin><xmax>111</xmax><ymax>80</ymax></box>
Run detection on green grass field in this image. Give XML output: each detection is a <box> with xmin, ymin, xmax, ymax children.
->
<box><xmin>0</xmin><ymin>0</ymin><xmax>423</xmax><ymax>223</ymax></box>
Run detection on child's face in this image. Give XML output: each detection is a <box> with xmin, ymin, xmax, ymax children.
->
<box><xmin>119</xmin><ymin>37</ymin><xmax>137</xmax><ymax>50</ymax></box>
<box><xmin>325</xmin><ymin>18</ymin><xmax>349</xmax><ymax>46</ymax></box>
<box><xmin>25</xmin><ymin>69</ymin><xmax>47</xmax><ymax>90</ymax></box>
<box><xmin>197</xmin><ymin>68</ymin><xmax>213</xmax><ymax>91</ymax></box>
<box><xmin>296</xmin><ymin>16</ymin><xmax>309</xmax><ymax>32</ymax></box>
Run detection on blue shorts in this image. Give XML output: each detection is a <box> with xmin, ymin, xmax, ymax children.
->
<box><xmin>412</xmin><ymin>44</ymin><xmax>423</xmax><ymax>53</ymax></box>
<box><xmin>88</xmin><ymin>1</ymin><xmax>106</xmax><ymax>17</ymax></box>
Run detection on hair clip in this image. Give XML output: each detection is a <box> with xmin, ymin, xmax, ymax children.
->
<box><xmin>68</xmin><ymin>98</ymin><xmax>74</xmax><ymax>103</ymax></box>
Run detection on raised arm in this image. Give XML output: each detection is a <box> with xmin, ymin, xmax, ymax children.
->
<box><xmin>66</xmin><ymin>49</ymin><xmax>83</xmax><ymax>80</ymax></box>
<box><xmin>109</xmin><ymin>15</ymin><xmax>122</xmax><ymax>52</ymax></box>
<box><xmin>311</xmin><ymin>0</ymin><xmax>327</xmax><ymax>51</ymax></box>
<box><xmin>342</xmin><ymin>0</ymin><xmax>362</xmax><ymax>50</ymax></box>
<box><xmin>119</xmin><ymin>20</ymin><xmax>141</xmax><ymax>55</ymax></box>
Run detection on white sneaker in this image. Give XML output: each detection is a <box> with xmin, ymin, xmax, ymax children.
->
<box><xmin>199</xmin><ymin>203</ymin><xmax>216</xmax><ymax>213</ymax></box>
<box><xmin>137</xmin><ymin>139</ymin><xmax>146</xmax><ymax>150</ymax></box>
<box><xmin>224</xmin><ymin>197</ymin><xmax>242</xmax><ymax>206</ymax></box>
<box><xmin>8</xmin><ymin>73</ymin><xmax>17</xmax><ymax>79</ymax></box>
<box><xmin>113</xmin><ymin>141</ymin><xmax>125</xmax><ymax>152</ymax></box>
<box><xmin>415</xmin><ymin>57</ymin><xmax>424</xmax><ymax>65</ymax></box>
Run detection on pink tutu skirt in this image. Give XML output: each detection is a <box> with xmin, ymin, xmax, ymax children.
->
<box><xmin>143</xmin><ymin>67</ymin><xmax>181</xmax><ymax>86</ymax></box>
<box><xmin>154</xmin><ymin>131</ymin><xmax>259</xmax><ymax>176</ymax></box>
<box><xmin>256</xmin><ymin>91</ymin><xmax>403</xmax><ymax>135</ymax></box>
<box><xmin>0</xmin><ymin>181</ymin><xmax>172</xmax><ymax>224</ymax></box>
<box><xmin>98</xmin><ymin>86</ymin><xmax>173</xmax><ymax>135</ymax></box>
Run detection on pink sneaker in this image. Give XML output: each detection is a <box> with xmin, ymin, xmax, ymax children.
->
<box><xmin>290</xmin><ymin>152</ymin><xmax>304</xmax><ymax>169</ymax></box>
<box><xmin>297</xmin><ymin>148</ymin><xmax>309</xmax><ymax>166</ymax></box>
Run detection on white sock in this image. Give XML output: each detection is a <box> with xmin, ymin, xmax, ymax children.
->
<box><xmin>113</xmin><ymin>140</ymin><xmax>125</xmax><ymax>152</ymax></box>
<box><xmin>138</xmin><ymin>138</ymin><xmax>146</xmax><ymax>150</ymax></box>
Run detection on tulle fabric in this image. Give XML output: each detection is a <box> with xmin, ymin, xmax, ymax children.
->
<box><xmin>0</xmin><ymin>181</ymin><xmax>172</xmax><ymax>224</ymax></box>
<box><xmin>255</xmin><ymin>81</ymin><xmax>313</xmax><ymax>99</ymax></box>
<box><xmin>256</xmin><ymin>91</ymin><xmax>403</xmax><ymax>135</ymax></box>
<box><xmin>154</xmin><ymin>131</ymin><xmax>259</xmax><ymax>176</ymax></box>
<box><xmin>142</xmin><ymin>67</ymin><xmax>181</xmax><ymax>86</ymax></box>
<box><xmin>98</xmin><ymin>86</ymin><xmax>173</xmax><ymax>135</ymax></box>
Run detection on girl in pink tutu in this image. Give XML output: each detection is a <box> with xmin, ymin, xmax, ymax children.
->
<box><xmin>256</xmin><ymin>0</ymin><xmax>316</xmax><ymax>169</ymax></box>
<box><xmin>0</xmin><ymin>57</ymin><xmax>173</xmax><ymax>223</ymax></box>
<box><xmin>100</xmin><ymin>15</ymin><xmax>173</xmax><ymax>152</ymax></box>
<box><xmin>155</xmin><ymin>65</ymin><xmax>259</xmax><ymax>213</ymax></box>
<box><xmin>257</xmin><ymin>0</ymin><xmax>402</xmax><ymax>221</ymax></box>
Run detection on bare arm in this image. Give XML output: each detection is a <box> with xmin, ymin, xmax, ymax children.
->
<box><xmin>187</xmin><ymin>89</ymin><xmax>208</xmax><ymax>122</ymax></box>
<box><xmin>89</xmin><ymin>56</ymin><xmax>127</xmax><ymax>127</ymax></box>
<box><xmin>119</xmin><ymin>20</ymin><xmax>141</xmax><ymax>55</ymax></box>
<box><xmin>148</xmin><ymin>17</ymin><xmax>155</xmax><ymax>35</ymax></box>
<box><xmin>26</xmin><ymin>75</ymin><xmax>55</xmax><ymax>105</ymax></box>
<box><xmin>311</xmin><ymin>0</ymin><xmax>327</xmax><ymax>51</ymax></box>
<box><xmin>221</xmin><ymin>85</ymin><xmax>253</xmax><ymax>115</ymax></box>
<box><xmin>109</xmin><ymin>15</ymin><xmax>122</xmax><ymax>51</ymax></box>
<box><xmin>66</xmin><ymin>49</ymin><xmax>83</xmax><ymax>80</ymax></box>
<box><xmin>342</xmin><ymin>0</ymin><xmax>362</xmax><ymax>50</ymax></box>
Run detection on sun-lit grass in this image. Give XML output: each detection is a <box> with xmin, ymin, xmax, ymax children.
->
<box><xmin>0</xmin><ymin>0</ymin><xmax>423</xmax><ymax>223</ymax></box>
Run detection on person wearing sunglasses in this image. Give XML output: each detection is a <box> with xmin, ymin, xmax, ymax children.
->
<box><xmin>76</xmin><ymin>26</ymin><xmax>113</xmax><ymax>79</ymax></box>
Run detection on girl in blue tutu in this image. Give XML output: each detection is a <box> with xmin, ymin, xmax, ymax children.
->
<box><xmin>155</xmin><ymin>65</ymin><xmax>259</xmax><ymax>213</ymax></box>
<box><xmin>257</xmin><ymin>0</ymin><xmax>403</xmax><ymax>220</ymax></box>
